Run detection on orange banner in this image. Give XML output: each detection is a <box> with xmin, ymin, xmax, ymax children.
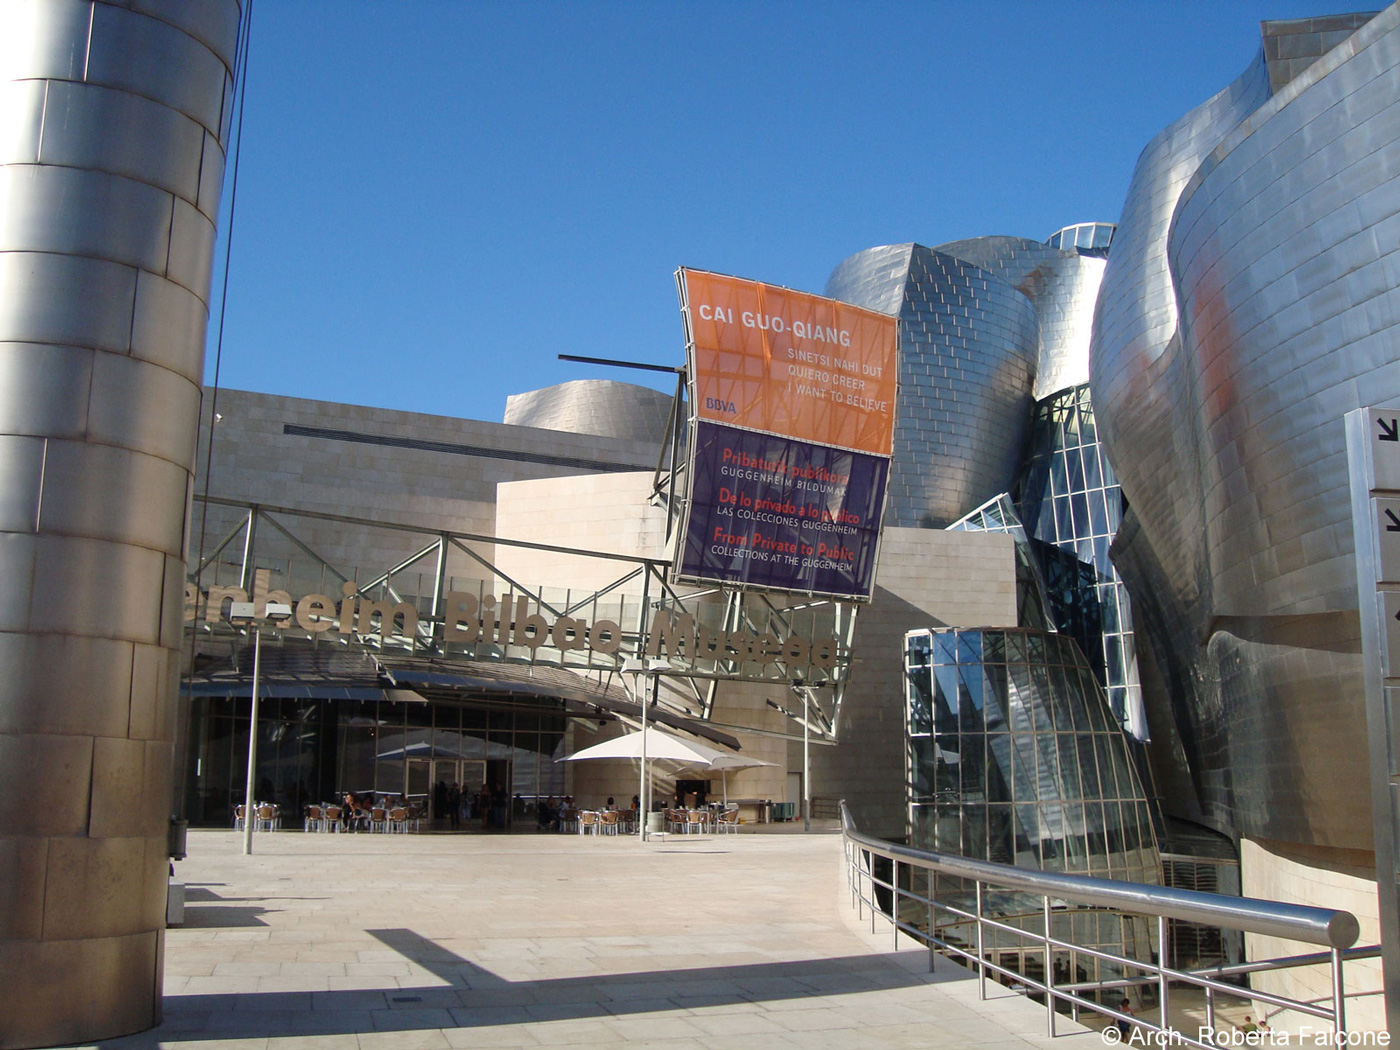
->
<box><xmin>680</xmin><ymin>269</ymin><xmax>898</xmax><ymax>456</ymax></box>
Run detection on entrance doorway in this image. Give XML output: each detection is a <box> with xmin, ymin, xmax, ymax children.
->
<box><xmin>405</xmin><ymin>758</ymin><xmax>486</xmax><ymax>816</ymax></box>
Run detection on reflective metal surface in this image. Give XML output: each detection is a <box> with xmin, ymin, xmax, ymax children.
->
<box><xmin>0</xmin><ymin>1</ymin><xmax>241</xmax><ymax>1045</ymax></box>
<box><xmin>825</xmin><ymin>243</ymin><xmax>1039</xmax><ymax>527</ymax></box>
<box><xmin>1090</xmin><ymin>10</ymin><xmax>1397</xmax><ymax>851</ymax></box>
<box><xmin>39</xmin><ymin>441</ymin><xmax>189</xmax><ymax>554</ymax></box>
<box><xmin>86</xmin><ymin>2</ymin><xmax>229</xmax><ymax>130</ymax></box>
<box><xmin>842</xmin><ymin>804</ymin><xmax>1374</xmax><ymax>1047</ymax></box>
<box><xmin>503</xmin><ymin>380</ymin><xmax>675</xmax><ymax>444</ymax></box>
<box><xmin>87</xmin><ymin>353</ymin><xmax>203</xmax><ymax>468</ymax></box>
<box><xmin>130</xmin><ymin>272</ymin><xmax>209</xmax><ymax>382</ymax></box>
<box><xmin>37</xmin><ymin>80</ymin><xmax>205</xmax><ymax>201</ymax></box>
<box><xmin>0</xmin><ymin>164</ymin><xmax>174</xmax><ymax>273</ymax></box>
<box><xmin>934</xmin><ymin>234</ymin><xmax>1109</xmax><ymax>401</ymax></box>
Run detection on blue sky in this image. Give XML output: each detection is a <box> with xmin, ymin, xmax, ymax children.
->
<box><xmin>211</xmin><ymin>1</ymin><xmax>1368</xmax><ymax>422</ymax></box>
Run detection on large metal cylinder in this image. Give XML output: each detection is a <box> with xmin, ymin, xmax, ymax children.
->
<box><xmin>0</xmin><ymin>2</ymin><xmax>241</xmax><ymax>1045</ymax></box>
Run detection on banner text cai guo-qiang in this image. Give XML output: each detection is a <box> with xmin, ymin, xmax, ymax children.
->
<box><xmin>676</xmin><ymin>268</ymin><xmax>899</xmax><ymax>599</ymax></box>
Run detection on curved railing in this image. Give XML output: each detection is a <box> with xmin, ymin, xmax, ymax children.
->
<box><xmin>841</xmin><ymin>804</ymin><xmax>1379</xmax><ymax>1045</ymax></box>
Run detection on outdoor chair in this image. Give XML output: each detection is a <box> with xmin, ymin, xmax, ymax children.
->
<box><xmin>579</xmin><ymin>810</ymin><xmax>599</xmax><ymax>835</ymax></box>
<box><xmin>388</xmin><ymin>807</ymin><xmax>408</xmax><ymax>833</ymax></box>
<box><xmin>600</xmin><ymin>811</ymin><xmax>620</xmax><ymax>835</ymax></box>
<box><xmin>558</xmin><ymin>808</ymin><xmax>579</xmax><ymax>833</ymax></box>
<box><xmin>323</xmin><ymin>805</ymin><xmax>343</xmax><ymax>832</ymax></box>
<box><xmin>255</xmin><ymin>804</ymin><xmax>278</xmax><ymax>832</ymax></box>
<box><xmin>369</xmin><ymin>807</ymin><xmax>387</xmax><ymax>833</ymax></box>
<box><xmin>233</xmin><ymin>804</ymin><xmax>245</xmax><ymax>831</ymax></box>
<box><xmin>304</xmin><ymin>805</ymin><xmax>324</xmax><ymax>832</ymax></box>
<box><xmin>716</xmin><ymin>807</ymin><xmax>741</xmax><ymax>834</ymax></box>
<box><xmin>685</xmin><ymin>809</ymin><xmax>707</xmax><ymax>835</ymax></box>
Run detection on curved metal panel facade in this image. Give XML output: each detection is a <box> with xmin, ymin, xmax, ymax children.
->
<box><xmin>934</xmin><ymin>235</ymin><xmax>1109</xmax><ymax>401</ymax></box>
<box><xmin>1090</xmin><ymin>10</ymin><xmax>1400</xmax><ymax>850</ymax></box>
<box><xmin>503</xmin><ymin>379</ymin><xmax>674</xmax><ymax>444</ymax></box>
<box><xmin>825</xmin><ymin>243</ymin><xmax>1038</xmax><ymax>528</ymax></box>
<box><xmin>1089</xmin><ymin>51</ymin><xmax>1272</xmax><ymax>607</ymax></box>
<box><xmin>0</xmin><ymin>2</ymin><xmax>240</xmax><ymax>1046</ymax></box>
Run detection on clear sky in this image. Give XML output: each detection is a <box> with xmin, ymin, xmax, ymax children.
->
<box><xmin>211</xmin><ymin>1</ymin><xmax>1370</xmax><ymax>423</ymax></box>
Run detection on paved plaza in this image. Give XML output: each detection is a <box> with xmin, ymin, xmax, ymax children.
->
<box><xmin>83</xmin><ymin>826</ymin><xmax>1095</xmax><ymax>1050</ymax></box>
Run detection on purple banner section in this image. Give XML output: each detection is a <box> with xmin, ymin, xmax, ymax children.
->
<box><xmin>678</xmin><ymin>421</ymin><xmax>889</xmax><ymax>599</ymax></box>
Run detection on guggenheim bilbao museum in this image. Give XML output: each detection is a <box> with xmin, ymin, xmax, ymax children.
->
<box><xmin>2</xmin><ymin>0</ymin><xmax>1400</xmax><ymax>1045</ymax></box>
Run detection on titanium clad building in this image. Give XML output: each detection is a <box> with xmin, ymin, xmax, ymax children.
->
<box><xmin>824</xmin><ymin>244</ymin><xmax>1039</xmax><ymax>530</ymax></box>
<box><xmin>0</xmin><ymin>2</ymin><xmax>242</xmax><ymax>1046</ymax></box>
<box><xmin>1091</xmin><ymin>9</ymin><xmax>1399</xmax><ymax>1026</ymax></box>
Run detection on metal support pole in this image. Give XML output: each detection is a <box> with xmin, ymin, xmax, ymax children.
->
<box><xmin>646</xmin><ymin>671</ymin><xmax>660</xmax><ymax>839</ymax></box>
<box><xmin>853</xmin><ymin>848</ymin><xmax>860</xmax><ymax>919</ymax></box>
<box><xmin>928</xmin><ymin>872</ymin><xmax>936</xmax><ymax>973</ymax></box>
<box><xmin>803</xmin><ymin>690</ymin><xmax>811</xmax><ymax>832</ymax></box>
<box><xmin>1332</xmin><ymin>946</ymin><xmax>1347</xmax><ymax>1037</ymax></box>
<box><xmin>430</xmin><ymin>533</ymin><xmax>448</xmax><ymax>627</ymax></box>
<box><xmin>639</xmin><ymin>674</ymin><xmax>649</xmax><ymax>843</ymax></box>
<box><xmin>892</xmin><ymin>858</ymin><xmax>900</xmax><ymax>949</ymax></box>
<box><xmin>1158</xmin><ymin>914</ymin><xmax>1170</xmax><ymax>1032</ymax></box>
<box><xmin>1045</xmin><ymin>896</ymin><xmax>1057</xmax><ymax>1037</ymax></box>
<box><xmin>976</xmin><ymin>880</ymin><xmax>987</xmax><ymax>1000</ymax></box>
<box><xmin>238</xmin><ymin>506</ymin><xmax>257</xmax><ymax>593</ymax></box>
<box><xmin>241</xmin><ymin>627</ymin><xmax>263</xmax><ymax>856</ymax></box>
<box><xmin>862</xmin><ymin>856</ymin><xmax>873</xmax><ymax>935</ymax></box>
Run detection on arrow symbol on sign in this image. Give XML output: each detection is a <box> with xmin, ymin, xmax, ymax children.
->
<box><xmin>1380</xmin><ymin>418</ymin><xmax>1400</xmax><ymax>442</ymax></box>
<box><xmin>1388</xmin><ymin>509</ymin><xmax>1400</xmax><ymax>532</ymax></box>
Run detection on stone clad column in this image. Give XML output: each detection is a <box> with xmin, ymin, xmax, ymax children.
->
<box><xmin>0</xmin><ymin>2</ymin><xmax>241</xmax><ymax>1046</ymax></box>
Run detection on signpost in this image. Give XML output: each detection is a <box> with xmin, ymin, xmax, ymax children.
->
<box><xmin>1343</xmin><ymin>407</ymin><xmax>1400</xmax><ymax>1034</ymax></box>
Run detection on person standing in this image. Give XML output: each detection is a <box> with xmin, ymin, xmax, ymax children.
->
<box><xmin>447</xmin><ymin>782</ymin><xmax>461</xmax><ymax>829</ymax></box>
<box><xmin>1116</xmin><ymin>998</ymin><xmax>1134</xmax><ymax>1038</ymax></box>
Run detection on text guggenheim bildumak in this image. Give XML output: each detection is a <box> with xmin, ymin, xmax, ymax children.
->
<box><xmin>188</xmin><ymin>577</ymin><xmax>839</xmax><ymax>668</ymax></box>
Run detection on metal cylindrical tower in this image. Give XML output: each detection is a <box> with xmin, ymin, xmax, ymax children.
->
<box><xmin>0</xmin><ymin>2</ymin><xmax>241</xmax><ymax>1046</ymax></box>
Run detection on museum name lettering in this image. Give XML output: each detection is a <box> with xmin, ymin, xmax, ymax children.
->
<box><xmin>188</xmin><ymin>572</ymin><xmax>838</xmax><ymax>668</ymax></box>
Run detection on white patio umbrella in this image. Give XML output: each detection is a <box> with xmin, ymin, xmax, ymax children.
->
<box><xmin>561</xmin><ymin>726</ymin><xmax>724</xmax><ymax>766</ymax></box>
<box><xmin>560</xmin><ymin>727</ymin><xmax>772</xmax><ymax>807</ymax></box>
<box><xmin>704</xmin><ymin>752</ymin><xmax>776</xmax><ymax>807</ymax></box>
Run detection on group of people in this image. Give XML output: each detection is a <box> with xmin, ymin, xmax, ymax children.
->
<box><xmin>535</xmin><ymin>795</ymin><xmax>641</xmax><ymax>831</ymax></box>
<box><xmin>337</xmin><ymin>791</ymin><xmax>410</xmax><ymax>831</ymax></box>
<box><xmin>433</xmin><ymin>780</ymin><xmax>511</xmax><ymax>830</ymax></box>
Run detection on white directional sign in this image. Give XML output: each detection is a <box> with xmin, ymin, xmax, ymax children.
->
<box><xmin>1375</xmin><ymin>498</ymin><xmax>1400</xmax><ymax>584</ymax></box>
<box><xmin>1384</xmin><ymin>591</ymin><xmax>1400</xmax><ymax>678</ymax></box>
<box><xmin>1390</xmin><ymin>687</ymin><xmax>1400</xmax><ymax>777</ymax></box>
<box><xmin>1368</xmin><ymin>412</ymin><xmax>1400</xmax><ymax>491</ymax></box>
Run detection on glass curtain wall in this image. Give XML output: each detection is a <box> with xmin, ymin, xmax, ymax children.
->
<box><xmin>185</xmin><ymin>697</ymin><xmax>566</xmax><ymax>827</ymax></box>
<box><xmin>1018</xmin><ymin>384</ymin><xmax>1144</xmax><ymax>737</ymax></box>
<box><xmin>905</xmin><ymin>626</ymin><xmax>1159</xmax><ymax>1000</ymax></box>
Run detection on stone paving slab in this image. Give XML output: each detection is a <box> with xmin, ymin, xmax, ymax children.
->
<box><xmin>69</xmin><ymin>829</ymin><xmax>1096</xmax><ymax>1050</ymax></box>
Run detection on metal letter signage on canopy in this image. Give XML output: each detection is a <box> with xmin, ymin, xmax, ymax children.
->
<box><xmin>674</xmin><ymin>268</ymin><xmax>899</xmax><ymax>601</ymax></box>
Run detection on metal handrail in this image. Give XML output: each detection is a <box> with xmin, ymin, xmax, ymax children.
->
<box><xmin>841</xmin><ymin>802</ymin><xmax>1373</xmax><ymax>1046</ymax></box>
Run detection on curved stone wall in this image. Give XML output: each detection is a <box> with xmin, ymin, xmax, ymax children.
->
<box><xmin>825</xmin><ymin>243</ymin><xmax>1038</xmax><ymax>528</ymax></box>
<box><xmin>0</xmin><ymin>2</ymin><xmax>240</xmax><ymax>1045</ymax></box>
